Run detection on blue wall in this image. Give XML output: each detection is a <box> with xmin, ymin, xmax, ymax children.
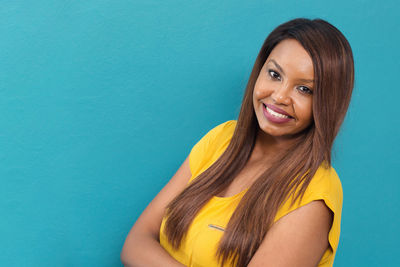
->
<box><xmin>1</xmin><ymin>1</ymin><xmax>398</xmax><ymax>266</ymax></box>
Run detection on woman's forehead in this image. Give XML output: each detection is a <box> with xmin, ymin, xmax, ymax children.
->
<box><xmin>266</xmin><ymin>39</ymin><xmax>314</xmax><ymax>79</ymax></box>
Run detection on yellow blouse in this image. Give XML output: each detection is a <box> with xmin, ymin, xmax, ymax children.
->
<box><xmin>159</xmin><ymin>120</ymin><xmax>343</xmax><ymax>267</ymax></box>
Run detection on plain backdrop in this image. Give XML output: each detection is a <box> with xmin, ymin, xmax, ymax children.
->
<box><xmin>0</xmin><ymin>0</ymin><xmax>399</xmax><ymax>266</ymax></box>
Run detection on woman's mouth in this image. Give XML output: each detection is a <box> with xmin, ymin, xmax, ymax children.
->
<box><xmin>262</xmin><ymin>103</ymin><xmax>293</xmax><ymax>123</ymax></box>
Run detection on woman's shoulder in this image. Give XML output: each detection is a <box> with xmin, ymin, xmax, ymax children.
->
<box><xmin>307</xmin><ymin>164</ymin><xmax>343</xmax><ymax>201</ymax></box>
<box><xmin>188</xmin><ymin>120</ymin><xmax>236</xmax><ymax>180</ymax></box>
<box><xmin>275</xmin><ymin>163</ymin><xmax>343</xmax><ymax>222</ymax></box>
<box><xmin>203</xmin><ymin>119</ymin><xmax>237</xmax><ymax>141</ymax></box>
<box><xmin>190</xmin><ymin>119</ymin><xmax>236</xmax><ymax>154</ymax></box>
<box><xmin>211</xmin><ymin>119</ymin><xmax>237</xmax><ymax>143</ymax></box>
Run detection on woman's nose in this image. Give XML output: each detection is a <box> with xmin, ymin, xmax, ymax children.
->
<box><xmin>271</xmin><ymin>84</ymin><xmax>292</xmax><ymax>105</ymax></box>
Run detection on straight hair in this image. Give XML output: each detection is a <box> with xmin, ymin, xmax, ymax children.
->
<box><xmin>163</xmin><ymin>18</ymin><xmax>354</xmax><ymax>267</ymax></box>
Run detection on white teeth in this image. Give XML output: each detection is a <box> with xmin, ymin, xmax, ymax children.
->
<box><xmin>265</xmin><ymin>105</ymin><xmax>290</xmax><ymax>118</ymax></box>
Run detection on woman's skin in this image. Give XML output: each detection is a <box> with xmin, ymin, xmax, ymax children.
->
<box><xmin>121</xmin><ymin>39</ymin><xmax>333</xmax><ymax>267</ymax></box>
<box><xmin>253</xmin><ymin>38</ymin><xmax>314</xmax><ymax>157</ymax></box>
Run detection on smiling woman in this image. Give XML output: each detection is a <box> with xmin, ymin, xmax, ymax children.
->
<box><xmin>121</xmin><ymin>18</ymin><xmax>354</xmax><ymax>267</ymax></box>
<box><xmin>253</xmin><ymin>39</ymin><xmax>314</xmax><ymax>139</ymax></box>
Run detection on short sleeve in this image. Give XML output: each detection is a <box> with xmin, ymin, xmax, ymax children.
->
<box><xmin>274</xmin><ymin>165</ymin><xmax>343</xmax><ymax>261</ymax></box>
<box><xmin>188</xmin><ymin>120</ymin><xmax>236</xmax><ymax>182</ymax></box>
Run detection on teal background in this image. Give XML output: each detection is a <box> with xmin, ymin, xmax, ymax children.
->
<box><xmin>1</xmin><ymin>0</ymin><xmax>399</xmax><ymax>266</ymax></box>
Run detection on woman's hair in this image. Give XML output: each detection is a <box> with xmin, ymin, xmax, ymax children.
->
<box><xmin>163</xmin><ymin>18</ymin><xmax>354</xmax><ymax>267</ymax></box>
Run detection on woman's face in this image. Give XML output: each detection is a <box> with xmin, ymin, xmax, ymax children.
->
<box><xmin>253</xmin><ymin>38</ymin><xmax>314</xmax><ymax>140</ymax></box>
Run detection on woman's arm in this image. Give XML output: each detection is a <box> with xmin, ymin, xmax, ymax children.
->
<box><xmin>247</xmin><ymin>200</ymin><xmax>333</xmax><ymax>267</ymax></box>
<box><xmin>120</xmin><ymin>156</ymin><xmax>192</xmax><ymax>267</ymax></box>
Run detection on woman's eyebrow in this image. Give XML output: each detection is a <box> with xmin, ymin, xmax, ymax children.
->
<box><xmin>297</xmin><ymin>78</ymin><xmax>314</xmax><ymax>84</ymax></box>
<box><xmin>268</xmin><ymin>59</ymin><xmax>314</xmax><ymax>84</ymax></box>
<box><xmin>268</xmin><ymin>59</ymin><xmax>285</xmax><ymax>76</ymax></box>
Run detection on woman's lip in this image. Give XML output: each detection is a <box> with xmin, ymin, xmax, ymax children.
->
<box><xmin>262</xmin><ymin>104</ymin><xmax>292</xmax><ymax>123</ymax></box>
<box><xmin>264</xmin><ymin>103</ymin><xmax>292</xmax><ymax>117</ymax></box>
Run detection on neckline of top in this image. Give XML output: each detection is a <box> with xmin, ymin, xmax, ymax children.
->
<box><xmin>212</xmin><ymin>188</ymin><xmax>248</xmax><ymax>200</ymax></box>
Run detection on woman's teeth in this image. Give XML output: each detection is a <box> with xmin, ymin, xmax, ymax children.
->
<box><xmin>265</xmin><ymin>105</ymin><xmax>290</xmax><ymax>118</ymax></box>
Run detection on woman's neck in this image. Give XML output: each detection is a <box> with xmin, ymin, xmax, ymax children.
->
<box><xmin>254</xmin><ymin>130</ymin><xmax>300</xmax><ymax>159</ymax></box>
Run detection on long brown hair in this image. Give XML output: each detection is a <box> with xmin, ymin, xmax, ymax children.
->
<box><xmin>163</xmin><ymin>18</ymin><xmax>354</xmax><ymax>267</ymax></box>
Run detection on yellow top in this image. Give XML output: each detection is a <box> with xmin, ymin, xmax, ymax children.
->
<box><xmin>159</xmin><ymin>120</ymin><xmax>343</xmax><ymax>267</ymax></box>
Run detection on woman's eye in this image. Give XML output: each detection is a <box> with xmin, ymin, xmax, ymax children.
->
<box><xmin>268</xmin><ymin>70</ymin><xmax>281</xmax><ymax>81</ymax></box>
<box><xmin>298</xmin><ymin>86</ymin><xmax>313</xmax><ymax>95</ymax></box>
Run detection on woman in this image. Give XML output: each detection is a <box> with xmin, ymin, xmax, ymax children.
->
<box><xmin>121</xmin><ymin>18</ymin><xmax>354</xmax><ymax>267</ymax></box>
